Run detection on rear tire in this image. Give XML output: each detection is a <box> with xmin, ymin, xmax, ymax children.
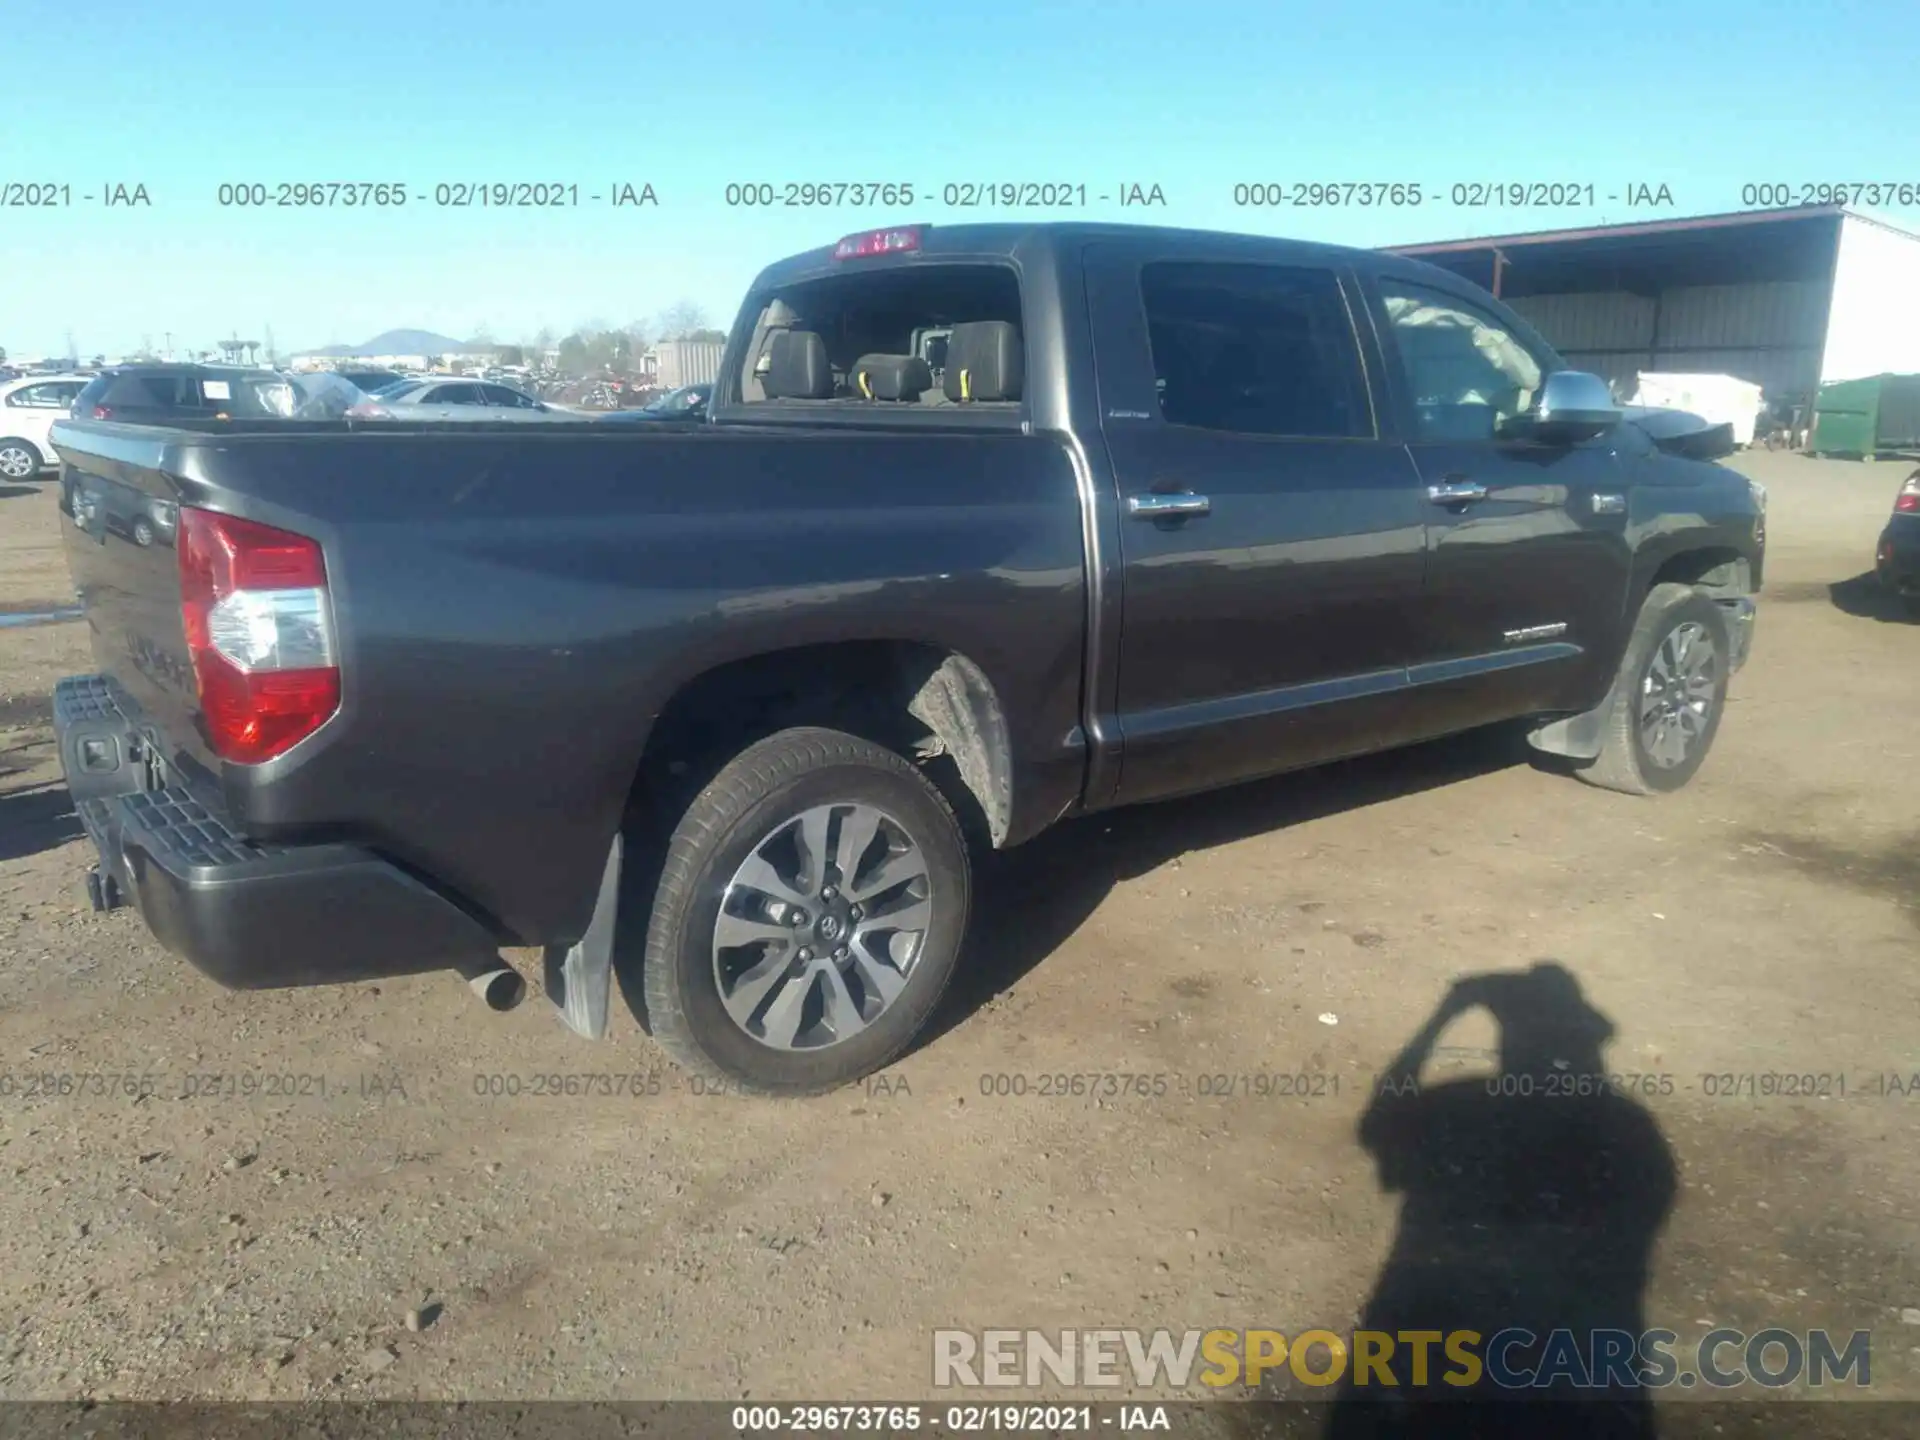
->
<box><xmin>641</xmin><ymin>726</ymin><xmax>971</xmax><ymax>1096</ymax></box>
<box><xmin>0</xmin><ymin>440</ymin><xmax>38</xmax><ymax>480</ymax></box>
<box><xmin>1576</xmin><ymin>584</ymin><xmax>1732</xmax><ymax>796</ymax></box>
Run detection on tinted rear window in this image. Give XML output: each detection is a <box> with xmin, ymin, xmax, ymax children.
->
<box><xmin>101</xmin><ymin>374</ymin><xmax>196</xmax><ymax>408</ymax></box>
<box><xmin>75</xmin><ymin>371</ymin><xmax>291</xmax><ymax>416</ymax></box>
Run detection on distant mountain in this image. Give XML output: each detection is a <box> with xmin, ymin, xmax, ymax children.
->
<box><xmin>298</xmin><ymin>329</ymin><xmax>485</xmax><ymax>358</ymax></box>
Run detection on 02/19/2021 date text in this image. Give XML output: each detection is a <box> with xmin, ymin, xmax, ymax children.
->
<box><xmin>2</xmin><ymin>181</ymin><xmax>151</xmax><ymax>207</ymax></box>
<box><xmin>1230</xmin><ymin>181</ymin><xmax>1678</xmax><ymax>209</ymax></box>
<box><xmin>721</xmin><ymin>181</ymin><xmax>1168</xmax><ymax>208</ymax></box>
<box><xmin>210</xmin><ymin>182</ymin><xmax>661</xmax><ymax>208</ymax></box>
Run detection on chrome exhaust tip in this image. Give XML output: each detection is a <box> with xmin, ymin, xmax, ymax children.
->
<box><xmin>461</xmin><ymin>964</ymin><xmax>527</xmax><ymax>1012</ymax></box>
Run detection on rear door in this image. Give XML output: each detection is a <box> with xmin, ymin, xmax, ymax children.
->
<box><xmin>1084</xmin><ymin>243</ymin><xmax>1429</xmax><ymax>806</ymax></box>
<box><xmin>1364</xmin><ymin>273</ymin><xmax>1634</xmax><ymax>725</ymax></box>
<box><xmin>423</xmin><ymin>382</ymin><xmax>484</xmax><ymax>411</ymax></box>
<box><xmin>481</xmin><ymin>383</ymin><xmax>547</xmax><ymax>415</ymax></box>
<box><xmin>4</xmin><ymin>380</ymin><xmax>85</xmax><ymax>463</ymax></box>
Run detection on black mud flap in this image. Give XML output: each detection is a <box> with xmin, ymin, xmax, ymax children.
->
<box><xmin>545</xmin><ymin>835</ymin><xmax>622</xmax><ymax>1040</ymax></box>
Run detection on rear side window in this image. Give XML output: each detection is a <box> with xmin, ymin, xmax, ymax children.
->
<box><xmin>1140</xmin><ymin>262</ymin><xmax>1373</xmax><ymax>439</ymax></box>
<box><xmin>7</xmin><ymin>382</ymin><xmax>79</xmax><ymax>407</ymax></box>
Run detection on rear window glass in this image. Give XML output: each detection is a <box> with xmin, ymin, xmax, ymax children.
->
<box><xmin>101</xmin><ymin>374</ymin><xmax>196</xmax><ymax>408</ymax></box>
<box><xmin>737</xmin><ymin>263</ymin><xmax>1023</xmax><ymax>411</ymax></box>
<box><xmin>75</xmin><ymin>371</ymin><xmax>296</xmax><ymax>417</ymax></box>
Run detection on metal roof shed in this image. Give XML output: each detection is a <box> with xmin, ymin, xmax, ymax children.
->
<box><xmin>1383</xmin><ymin>207</ymin><xmax>1920</xmax><ymax>408</ymax></box>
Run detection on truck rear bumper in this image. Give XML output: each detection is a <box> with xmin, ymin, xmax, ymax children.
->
<box><xmin>1876</xmin><ymin>517</ymin><xmax>1920</xmax><ymax>595</ymax></box>
<box><xmin>55</xmin><ymin>674</ymin><xmax>500</xmax><ymax>989</ymax></box>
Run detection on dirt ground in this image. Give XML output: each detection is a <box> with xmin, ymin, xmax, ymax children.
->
<box><xmin>1</xmin><ymin>454</ymin><xmax>1918</xmax><ymax>1412</ymax></box>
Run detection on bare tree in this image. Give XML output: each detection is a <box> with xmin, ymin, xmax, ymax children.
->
<box><xmin>655</xmin><ymin>301</ymin><xmax>709</xmax><ymax>341</ymax></box>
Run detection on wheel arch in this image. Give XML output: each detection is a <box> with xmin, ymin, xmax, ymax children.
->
<box><xmin>629</xmin><ymin>638</ymin><xmax>1015</xmax><ymax>850</ymax></box>
<box><xmin>1643</xmin><ymin>545</ymin><xmax>1754</xmax><ymax>601</ymax></box>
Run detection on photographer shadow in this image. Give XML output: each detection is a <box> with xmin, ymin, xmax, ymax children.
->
<box><xmin>1323</xmin><ymin>963</ymin><xmax>1676</xmax><ymax>1440</ymax></box>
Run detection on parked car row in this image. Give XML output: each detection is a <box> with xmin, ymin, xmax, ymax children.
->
<box><xmin>3</xmin><ymin>363</ymin><xmax>719</xmax><ymax>477</ymax></box>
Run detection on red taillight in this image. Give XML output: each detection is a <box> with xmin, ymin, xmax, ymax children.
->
<box><xmin>91</xmin><ymin>405</ymin><xmax>113</xmax><ymax>419</ymax></box>
<box><xmin>1896</xmin><ymin>472</ymin><xmax>1920</xmax><ymax>513</ymax></box>
<box><xmin>833</xmin><ymin>225</ymin><xmax>923</xmax><ymax>260</ymax></box>
<box><xmin>178</xmin><ymin>508</ymin><xmax>339</xmax><ymax>764</ymax></box>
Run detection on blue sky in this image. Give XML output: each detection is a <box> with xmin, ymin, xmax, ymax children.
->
<box><xmin>3</xmin><ymin>0</ymin><xmax>1915</xmax><ymax>358</ymax></box>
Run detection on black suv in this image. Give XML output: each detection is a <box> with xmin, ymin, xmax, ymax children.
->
<box><xmin>71</xmin><ymin>365</ymin><xmax>297</xmax><ymax>423</ymax></box>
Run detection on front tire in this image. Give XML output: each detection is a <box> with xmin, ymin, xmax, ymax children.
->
<box><xmin>1576</xmin><ymin>584</ymin><xmax>1732</xmax><ymax>796</ymax></box>
<box><xmin>641</xmin><ymin>726</ymin><xmax>971</xmax><ymax>1095</ymax></box>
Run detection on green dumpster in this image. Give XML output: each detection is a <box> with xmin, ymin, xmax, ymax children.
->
<box><xmin>1812</xmin><ymin>373</ymin><xmax>1920</xmax><ymax>457</ymax></box>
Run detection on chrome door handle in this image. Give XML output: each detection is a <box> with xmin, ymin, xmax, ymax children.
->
<box><xmin>1128</xmin><ymin>492</ymin><xmax>1212</xmax><ymax>519</ymax></box>
<box><xmin>1427</xmin><ymin>480</ymin><xmax>1488</xmax><ymax>505</ymax></box>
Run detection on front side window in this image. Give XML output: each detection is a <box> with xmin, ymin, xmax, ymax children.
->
<box><xmin>1377</xmin><ymin>279</ymin><xmax>1545</xmax><ymax>441</ymax></box>
<box><xmin>1139</xmin><ymin>262</ymin><xmax>1373</xmax><ymax>439</ymax></box>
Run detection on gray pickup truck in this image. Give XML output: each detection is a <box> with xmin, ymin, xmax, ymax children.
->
<box><xmin>49</xmin><ymin>221</ymin><xmax>1763</xmax><ymax>1094</ymax></box>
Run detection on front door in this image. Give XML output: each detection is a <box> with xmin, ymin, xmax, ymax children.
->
<box><xmin>1366</xmin><ymin>274</ymin><xmax>1635</xmax><ymax>730</ymax></box>
<box><xmin>1083</xmin><ymin>246</ymin><xmax>1430</xmax><ymax>806</ymax></box>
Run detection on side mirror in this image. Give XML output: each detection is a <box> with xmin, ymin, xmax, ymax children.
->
<box><xmin>1529</xmin><ymin>370</ymin><xmax>1621</xmax><ymax>442</ymax></box>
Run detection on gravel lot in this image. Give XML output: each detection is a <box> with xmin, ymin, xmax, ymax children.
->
<box><xmin>1</xmin><ymin>454</ymin><xmax>1917</xmax><ymax>1412</ymax></box>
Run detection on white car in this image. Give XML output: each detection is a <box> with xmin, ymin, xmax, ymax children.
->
<box><xmin>0</xmin><ymin>373</ymin><xmax>90</xmax><ymax>478</ymax></box>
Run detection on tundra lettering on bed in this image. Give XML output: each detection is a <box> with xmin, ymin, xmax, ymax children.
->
<box><xmin>48</xmin><ymin>221</ymin><xmax>1763</xmax><ymax>1095</ymax></box>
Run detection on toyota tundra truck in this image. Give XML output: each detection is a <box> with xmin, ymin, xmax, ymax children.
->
<box><xmin>48</xmin><ymin>221</ymin><xmax>1764</xmax><ymax>1094</ymax></box>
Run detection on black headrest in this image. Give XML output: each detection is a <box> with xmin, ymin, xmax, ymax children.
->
<box><xmin>943</xmin><ymin>321</ymin><xmax>1023</xmax><ymax>402</ymax></box>
<box><xmin>850</xmin><ymin>353</ymin><xmax>934</xmax><ymax>401</ymax></box>
<box><xmin>765</xmin><ymin>330</ymin><xmax>834</xmax><ymax>399</ymax></box>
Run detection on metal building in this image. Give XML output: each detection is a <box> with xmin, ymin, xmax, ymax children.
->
<box><xmin>1385</xmin><ymin>206</ymin><xmax>1920</xmax><ymax>410</ymax></box>
<box><xmin>648</xmin><ymin>339</ymin><xmax>724</xmax><ymax>391</ymax></box>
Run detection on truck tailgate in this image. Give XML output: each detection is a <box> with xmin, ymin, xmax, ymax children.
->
<box><xmin>57</xmin><ymin>429</ymin><xmax>214</xmax><ymax>781</ymax></box>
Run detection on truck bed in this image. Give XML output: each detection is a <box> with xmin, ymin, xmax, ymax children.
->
<box><xmin>52</xmin><ymin>417</ymin><xmax>1091</xmax><ymax>958</ymax></box>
